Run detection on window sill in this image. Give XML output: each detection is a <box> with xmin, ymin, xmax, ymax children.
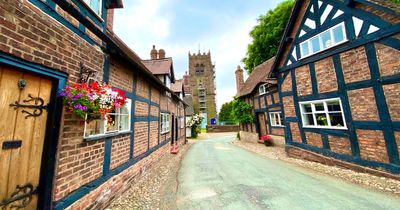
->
<box><xmin>271</xmin><ymin>125</ymin><xmax>285</xmax><ymax>128</ymax></box>
<box><xmin>161</xmin><ymin>131</ymin><xmax>170</xmax><ymax>134</ymax></box>
<box><xmin>302</xmin><ymin>126</ymin><xmax>347</xmax><ymax>130</ymax></box>
<box><xmin>84</xmin><ymin>131</ymin><xmax>132</xmax><ymax>142</ymax></box>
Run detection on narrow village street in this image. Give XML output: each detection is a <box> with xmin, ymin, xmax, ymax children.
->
<box><xmin>176</xmin><ymin>134</ymin><xmax>400</xmax><ymax>210</ymax></box>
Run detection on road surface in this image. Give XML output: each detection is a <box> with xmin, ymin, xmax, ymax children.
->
<box><xmin>176</xmin><ymin>134</ymin><xmax>400</xmax><ymax>210</ymax></box>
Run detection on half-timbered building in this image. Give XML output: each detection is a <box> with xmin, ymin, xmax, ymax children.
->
<box><xmin>0</xmin><ymin>0</ymin><xmax>186</xmax><ymax>209</ymax></box>
<box><xmin>273</xmin><ymin>0</ymin><xmax>400</xmax><ymax>175</ymax></box>
<box><xmin>236</xmin><ymin>58</ymin><xmax>285</xmax><ymax>143</ymax></box>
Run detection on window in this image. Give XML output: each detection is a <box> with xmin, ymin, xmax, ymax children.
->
<box><xmin>82</xmin><ymin>0</ymin><xmax>102</xmax><ymax>16</ymax></box>
<box><xmin>269</xmin><ymin>112</ymin><xmax>283</xmax><ymax>126</ymax></box>
<box><xmin>259</xmin><ymin>84</ymin><xmax>268</xmax><ymax>95</ymax></box>
<box><xmin>300</xmin><ymin>22</ymin><xmax>347</xmax><ymax>58</ymax></box>
<box><xmin>161</xmin><ymin>113</ymin><xmax>170</xmax><ymax>133</ymax></box>
<box><xmin>84</xmin><ymin>99</ymin><xmax>132</xmax><ymax>137</ymax></box>
<box><xmin>300</xmin><ymin>98</ymin><xmax>346</xmax><ymax>129</ymax></box>
<box><xmin>180</xmin><ymin>117</ymin><xmax>185</xmax><ymax>128</ymax></box>
<box><xmin>195</xmin><ymin>64</ymin><xmax>205</xmax><ymax>74</ymax></box>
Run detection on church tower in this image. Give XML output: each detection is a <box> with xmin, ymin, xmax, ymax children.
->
<box><xmin>188</xmin><ymin>51</ymin><xmax>217</xmax><ymax>124</ymax></box>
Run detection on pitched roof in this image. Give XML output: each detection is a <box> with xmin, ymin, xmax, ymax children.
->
<box><xmin>171</xmin><ymin>79</ymin><xmax>183</xmax><ymax>93</ymax></box>
<box><xmin>238</xmin><ymin>57</ymin><xmax>277</xmax><ymax>97</ymax></box>
<box><xmin>142</xmin><ymin>58</ymin><xmax>172</xmax><ymax>75</ymax></box>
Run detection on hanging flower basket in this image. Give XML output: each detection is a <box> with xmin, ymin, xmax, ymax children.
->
<box><xmin>59</xmin><ymin>82</ymin><xmax>127</xmax><ymax>119</ymax></box>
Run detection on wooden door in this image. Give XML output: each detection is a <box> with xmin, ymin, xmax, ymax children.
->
<box><xmin>0</xmin><ymin>65</ymin><xmax>52</xmax><ymax>209</ymax></box>
<box><xmin>258</xmin><ymin>113</ymin><xmax>267</xmax><ymax>136</ymax></box>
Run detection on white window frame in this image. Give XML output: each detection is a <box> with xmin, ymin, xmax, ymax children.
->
<box><xmin>299</xmin><ymin>98</ymin><xmax>347</xmax><ymax>130</ymax></box>
<box><xmin>161</xmin><ymin>113</ymin><xmax>170</xmax><ymax>134</ymax></box>
<box><xmin>180</xmin><ymin>117</ymin><xmax>185</xmax><ymax>129</ymax></box>
<box><xmin>269</xmin><ymin>112</ymin><xmax>284</xmax><ymax>127</ymax></box>
<box><xmin>259</xmin><ymin>84</ymin><xmax>268</xmax><ymax>96</ymax></box>
<box><xmin>84</xmin><ymin>98</ymin><xmax>132</xmax><ymax>137</ymax></box>
<box><xmin>82</xmin><ymin>0</ymin><xmax>103</xmax><ymax>17</ymax></box>
<box><xmin>300</xmin><ymin>22</ymin><xmax>347</xmax><ymax>59</ymax></box>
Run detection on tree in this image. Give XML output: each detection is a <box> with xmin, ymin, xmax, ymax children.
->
<box><xmin>219</xmin><ymin>101</ymin><xmax>235</xmax><ymax>123</ymax></box>
<box><xmin>231</xmin><ymin>98</ymin><xmax>254</xmax><ymax>124</ymax></box>
<box><xmin>243</xmin><ymin>0</ymin><xmax>294</xmax><ymax>74</ymax></box>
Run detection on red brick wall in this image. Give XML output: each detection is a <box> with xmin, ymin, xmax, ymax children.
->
<box><xmin>150</xmin><ymin>105</ymin><xmax>159</xmax><ymax>117</ymax></box>
<box><xmin>254</xmin><ymin>97</ymin><xmax>260</xmax><ymax>109</ymax></box>
<box><xmin>109</xmin><ymin>61</ymin><xmax>134</xmax><ymax>92</ymax></box>
<box><xmin>110</xmin><ymin>134</ymin><xmax>130</xmax><ymax>170</ymax></box>
<box><xmin>149</xmin><ymin>122</ymin><xmax>159</xmax><ymax>149</ymax></box>
<box><xmin>282</xmin><ymin>96</ymin><xmax>296</xmax><ymax>117</ymax></box>
<box><xmin>290</xmin><ymin>123</ymin><xmax>302</xmax><ymax>143</ymax></box>
<box><xmin>134</xmin><ymin>122</ymin><xmax>149</xmax><ymax>157</ymax></box>
<box><xmin>383</xmin><ymin>83</ymin><xmax>400</xmax><ymax>121</ymax></box>
<box><xmin>315</xmin><ymin>57</ymin><xmax>338</xmax><ymax>93</ymax></box>
<box><xmin>273</xmin><ymin>92</ymin><xmax>280</xmax><ymax>104</ymax></box>
<box><xmin>328</xmin><ymin>136</ymin><xmax>352</xmax><ymax>155</ymax></box>
<box><xmin>136</xmin><ymin>77</ymin><xmax>149</xmax><ymax>98</ymax></box>
<box><xmin>357</xmin><ymin>129</ymin><xmax>389</xmax><ymax>163</ymax></box>
<box><xmin>271</xmin><ymin>127</ymin><xmax>284</xmax><ymax>136</ymax></box>
<box><xmin>348</xmin><ymin>87</ymin><xmax>379</xmax><ymax>121</ymax></box>
<box><xmin>295</xmin><ymin>65</ymin><xmax>312</xmax><ymax>96</ymax></box>
<box><xmin>340</xmin><ymin>47</ymin><xmax>371</xmax><ymax>84</ymax></box>
<box><xmin>135</xmin><ymin>101</ymin><xmax>149</xmax><ymax>116</ymax></box>
<box><xmin>375</xmin><ymin>43</ymin><xmax>400</xmax><ymax>77</ymax></box>
<box><xmin>305</xmin><ymin>132</ymin><xmax>322</xmax><ymax>148</ymax></box>
<box><xmin>151</xmin><ymin>87</ymin><xmax>160</xmax><ymax>103</ymax></box>
<box><xmin>281</xmin><ymin>71</ymin><xmax>292</xmax><ymax>92</ymax></box>
<box><xmin>260</xmin><ymin>96</ymin><xmax>266</xmax><ymax>108</ymax></box>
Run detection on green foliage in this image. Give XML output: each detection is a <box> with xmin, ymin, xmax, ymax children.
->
<box><xmin>231</xmin><ymin>98</ymin><xmax>254</xmax><ymax>124</ymax></box>
<box><xmin>243</xmin><ymin>0</ymin><xmax>294</xmax><ymax>74</ymax></box>
<box><xmin>389</xmin><ymin>0</ymin><xmax>400</xmax><ymax>4</ymax></box>
<box><xmin>219</xmin><ymin>101</ymin><xmax>236</xmax><ymax>122</ymax></box>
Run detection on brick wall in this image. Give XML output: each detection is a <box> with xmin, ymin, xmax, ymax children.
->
<box><xmin>295</xmin><ymin>65</ymin><xmax>312</xmax><ymax>96</ymax></box>
<box><xmin>315</xmin><ymin>57</ymin><xmax>338</xmax><ymax>93</ymax></box>
<box><xmin>149</xmin><ymin>122</ymin><xmax>159</xmax><ymax>148</ymax></box>
<box><xmin>376</xmin><ymin>43</ymin><xmax>400</xmax><ymax>77</ymax></box>
<box><xmin>290</xmin><ymin>123</ymin><xmax>302</xmax><ymax>143</ymax></box>
<box><xmin>281</xmin><ymin>71</ymin><xmax>292</xmax><ymax>92</ymax></box>
<box><xmin>282</xmin><ymin>96</ymin><xmax>296</xmax><ymax>117</ymax></box>
<box><xmin>109</xmin><ymin>61</ymin><xmax>134</xmax><ymax>92</ymax></box>
<box><xmin>340</xmin><ymin>47</ymin><xmax>371</xmax><ymax>83</ymax></box>
<box><xmin>357</xmin><ymin>129</ymin><xmax>389</xmax><ymax>163</ymax></box>
<box><xmin>305</xmin><ymin>132</ymin><xmax>322</xmax><ymax>148</ymax></box>
<box><xmin>110</xmin><ymin>135</ymin><xmax>131</xmax><ymax>170</ymax></box>
<box><xmin>134</xmin><ymin>122</ymin><xmax>149</xmax><ymax>157</ymax></box>
<box><xmin>348</xmin><ymin>87</ymin><xmax>379</xmax><ymax>121</ymax></box>
<box><xmin>271</xmin><ymin>127</ymin><xmax>284</xmax><ymax>136</ymax></box>
<box><xmin>328</xmin><ymin>136</ymin><xmax>352</xmax><ymax>155</ymax></box>
<box><xmin>383</xmin><ymin>83</ymin><xmax>400</xmax><ymax>121</ymax></box>
<box><xmin>135</xmin><ymin>101</ymin><xmax>149</xmax><ymax>116</ymax></box>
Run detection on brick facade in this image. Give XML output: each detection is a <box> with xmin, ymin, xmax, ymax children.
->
<box><xmin>0</xmin><ymin>1</ymin><xmax>187</xmax><ymax>209</ymax></box>
<box><xmin>276</xmin><ymin>0</ymin><xmax>400</xmax><ymax>175</ymax></box>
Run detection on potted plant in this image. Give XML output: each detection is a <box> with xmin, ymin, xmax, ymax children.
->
<box><xmin>59</xmin><ymin>82</ymin><xmax>127</xmax><ymax>120</ymax></box>
<box><xmin>187</xmin><ymin>114</ymin><xmax>203</xmax><ymax>139</ymax></box>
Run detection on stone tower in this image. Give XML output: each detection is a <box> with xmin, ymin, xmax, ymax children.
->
<box><xmin>235</xmin><ymin>65</ymin><xmax>244</xmax><ymax>94</ymax></box>
<box><xmin>188</xmin><ymin>51</ymin><xmax>217</xmax><ymax>124</ymax></box>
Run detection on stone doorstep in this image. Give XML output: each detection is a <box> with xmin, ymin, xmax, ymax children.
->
<box><xmin>285</xmin><ymin>145</ymin><xmax>400</xmax><ymax>181</ymax></box>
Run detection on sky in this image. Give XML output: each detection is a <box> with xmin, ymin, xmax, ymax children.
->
<box><xmin>113</xmin><ymin>0</ymin><xmax>284</xmax><ymax>112</ymax></box>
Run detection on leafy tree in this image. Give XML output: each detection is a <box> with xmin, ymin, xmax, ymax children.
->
<box><xmin>231</xmin><ymin>98</ymin><xmax>254</xmax><ymax>124</ymax></box>
<box><xmin>389</xmin><ymin>0</ymin><xmax>400</xmax><ymax>4</ymax></box>
<box><xmin>219</xmin><ymin>101</ymin><xmax>235</xmax><ymax>123</ymax></box>
<box><xmin>243</xmin><ymin>0</ymin><xmax>294</xmax><ymax>74</ymax></box>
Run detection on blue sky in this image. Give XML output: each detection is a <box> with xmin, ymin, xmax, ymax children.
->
<box><xmin>114</xmin><ymin>0</ymin><xmax>284</xmax><ymax>111</ymax></box>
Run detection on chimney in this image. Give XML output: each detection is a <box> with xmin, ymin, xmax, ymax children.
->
<box><xmin>106</xmin><ymin>9</ymin><xmax>114</xmax><ymax>30</ymax></box>
<box><xmin>183</xmin><ymin>71</ymin><xmax>189</xmax><ymax>85</ymax></box>
<box><xmin>150</xmin><ymin>45</ymin><xmax>158</xmax><ymax>60</ymax></box>
<box><xmin>235</xmin><ymin>65</ymin><xmax>244</xmax><ymax>94</ymax></box>
<box><xmin>158</xmin><ymin>49</ymin><xmax>166</xmax><ymax>59</ymax></box>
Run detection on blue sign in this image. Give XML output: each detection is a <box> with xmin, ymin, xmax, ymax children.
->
<box><xmin>211</xmin><ymin>118</ymin><xmax>217</xmax><ymax>125</ymax></box>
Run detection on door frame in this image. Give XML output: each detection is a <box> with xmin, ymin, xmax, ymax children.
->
<box><xmin>0</xmin><ymin>53</ymin><xmax>67</xmax><ymax>209</ymax></box>
<box><xmin>171</xmin><ymin>114</ymin><xmax>175</xmax><ymax>145</ymax></box>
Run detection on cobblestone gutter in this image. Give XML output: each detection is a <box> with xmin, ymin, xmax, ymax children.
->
<box><xmin>105</xmin><ymin>142</ymin><xmax>193</xmax><ymax>210</ymax></box>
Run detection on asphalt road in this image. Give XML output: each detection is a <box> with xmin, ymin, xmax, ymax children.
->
<box><xmin>176</xmin><ymin>134</ymin><xmax>400</xmax><ymax>210</ymax></box>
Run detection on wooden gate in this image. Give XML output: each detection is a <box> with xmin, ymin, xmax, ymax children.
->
<box><xmin>0</xmin><ymin>65</ymin><xmax>52</xmax><ymax>209</ymax></box>
<box><xmin>257</xmin><ymin>113</ymin><xmax>268</xmax><ymax>136</ymax></box>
